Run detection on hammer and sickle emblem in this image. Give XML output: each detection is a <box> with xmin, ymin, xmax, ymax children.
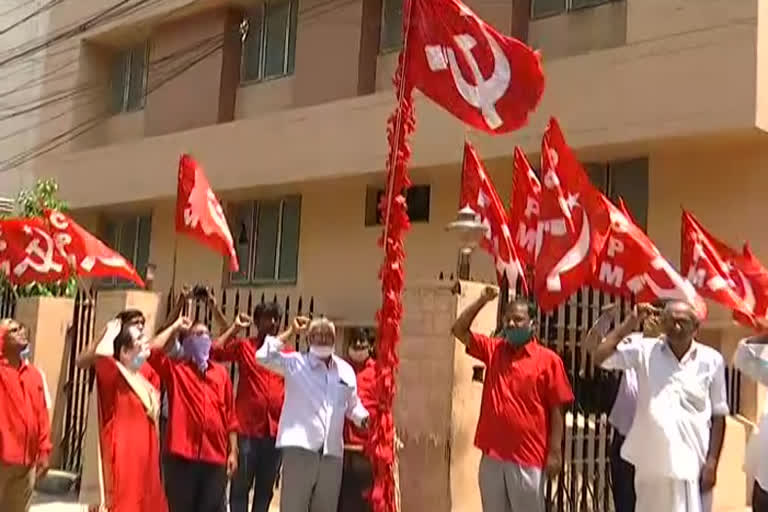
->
<box><xmin>14</xmin><ymin>227</ymin><xmax>63</xmax><ymax>276</ymax></box>
<box><xmin>424</xmin><ymin>23</ymin><xmax>511</xmax><ymax>130</ymax></box>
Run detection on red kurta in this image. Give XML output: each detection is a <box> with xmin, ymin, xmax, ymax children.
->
<box><xmin>0</xmin><ymin>358</ymin><xmax>51</xmax><ymax>467</ymax></box>
<box><xmin>467</xmin><ymin>333</ymin><xmax>574</xmax><ymax>468</ymax></box>
<box><xmin>149</xmin><ymin>349</ymin><xmax>238</xmax><ymax>465</ymax></box>
<box><xmin>211</xmin><ymin>337</ymin><xmax>289</xmax><ymax>439</ymax></box>
<box><xmin>94</xmin><ymin>358</ymin><xmax>167</xmax><ymax>512</ymax></box>
<box><xmin>343</xmin><ymin>358</ymin><xmax>377</xmax><ymax>447</ymax></box>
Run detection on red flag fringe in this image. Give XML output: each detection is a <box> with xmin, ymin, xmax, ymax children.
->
<box><xmin>367</xmin><ymin>48</ymin><xmax>415</xmax><ymax>512</ymax></box>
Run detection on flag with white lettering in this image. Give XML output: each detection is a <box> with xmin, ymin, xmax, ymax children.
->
<box><xmin>592</xmin><ymin>197</ymin><xmax>705</xmax><ymax>317</ymax></box>
<box><xmin>176</xmin><ymin>154</ymin><xmax>239</xmax><ymax>272</ymax></box>
<box><xmin>461</xmin><ymin>141</ymin><xmax>525</xmax><ymax>290</ymax></box>
<box><xmin>509</xmin><ymin>146</ymin><xmax>540</xmax><ymax>266</ymax></box>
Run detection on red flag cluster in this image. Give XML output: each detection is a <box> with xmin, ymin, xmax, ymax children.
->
<box><xmin>681</xmin><ymin>212</ymin><xmax>768</xmax><ymax>328</ymax></box>
<box><xmin>464</xmin><ymin>118</ymin><xmax>712</xmax><ymax>317</ymax></box>
<box><xmin>0</xmin><ymin>210</ymin><xmax>144</xmax><ymax>287</ymax></box>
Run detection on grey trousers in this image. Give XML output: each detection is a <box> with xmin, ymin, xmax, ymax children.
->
<box><xmin>280</xmin><ymin>447</ymin><xmax>343</xmax><ymax>512</ymax></box>
<box><xmin>479</xmin><ymin>454</ymin><xmax>545</xmax><ymax>512</ymax></box>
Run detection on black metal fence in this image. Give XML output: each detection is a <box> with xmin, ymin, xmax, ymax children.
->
<box><xmin>59</xmin><ymin>289</ymin><xmax>97</xmax><ymax>473</ymax></box>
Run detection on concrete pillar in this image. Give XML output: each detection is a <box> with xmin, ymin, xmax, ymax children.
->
<box><xmin>16</xmin><ymin>296</ymin><xmax>75</xmax><ymax>423</ymax></box>
<box><xmin>396</xmin><ymin>280</ymin><xmax>493</xmax><ymax>512</ymax></box>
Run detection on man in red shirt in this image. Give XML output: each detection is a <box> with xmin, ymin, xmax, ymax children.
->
<box><xmin>0</xmin><ymin>319</ymin><xmax>52</xmax><ymax>512</ymax></box>
<box><xmin>210</xmin><ymin>302</ymin><xmax>287</xmax><ymax>512</ymax></box>
<box><xmin>338</xmin><ymin>329</ymin><xmax>377</xmax><ymax>512</ymax></box>
<box><xmin>451</xmin><ymin>287</ymin><xmax>574</xmax><ymax>512</ymax></box>
<box><xmin>149</xmin><ymin>318</ymin><xmax>241</xmax><ymax>512</ymax></box>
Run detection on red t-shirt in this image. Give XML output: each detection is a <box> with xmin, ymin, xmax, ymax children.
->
<box><xmin>211</xmin><ymin>337</ymin><xmax>289</xmax><ymax>439</ymax></box>
<box><xmin>149</xmin><ymin>349</ymin><xmax>239</xmax><ymax>465</ymax></box>
<box><xmin>467</xmin><ymin>333</ymin><xmax>574</xmax><ymax>468</ymax></box>
<box><xmin>343</xmin><ymin>358</ymin><xmax>377</xmax><ymax>447</ymax></box>
<box><xmin>0</xmin><ymin>358</ymin><xmax>51</xmax><ymax>467</ymax></box>
<box><xmin>94</xmin><ymin>358</ymin><xmax>168</xmax><ymax>512</ymax></box>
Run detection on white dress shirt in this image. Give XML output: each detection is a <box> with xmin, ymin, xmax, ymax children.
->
<box><xmin>256</xmin><ymin>335</ymin><xmax>369</xmax><ymax>457</ymax></box>
<box><xmin>601</xmin><ymin>337</ymin><xmax>729</xmax><ymax>481</ymax></box>
<box><xmin>733</xmin><ymin>339</ymin><xmax>768</xmax><ymax>491</ymax></box>
<box><xmin>608</xmin><ymin>334</ymin><xmax>641</xmax><ymax>436</ymax></box>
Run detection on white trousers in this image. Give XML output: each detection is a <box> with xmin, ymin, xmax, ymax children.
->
<box><xmin>635</xmin><ymin>478</ymin><xmax>713</xmax><ymax>512</ymax></box>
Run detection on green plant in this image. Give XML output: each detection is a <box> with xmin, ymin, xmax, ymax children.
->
<box><xmin>0</xmin><ymin>179</ymin><xmax>77</xmax><ymax>298</ymax></box>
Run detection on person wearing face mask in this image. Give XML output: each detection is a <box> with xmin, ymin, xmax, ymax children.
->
<box><xmin>75</xmin><ymin>309</ymin><xmax>189</xmax><ymax>512</ymax></box>
<box><xmin>0</xmin><ymin>319</ymin><xmax>51</xmax><ymax>512</ymax></box>
<box><xmin>593</xmin><ymin>300</ymin><xmax>728</xmax><ymax>512</ymax></box>
<box><xmin>148</xmin><ymin>317</ymin><xmax>243</xmax><ymax>512</ymax></box>
<box><xmin>337</xmin><ymin>329</ymin><xmax>377</xmax><ymax>512</ymax></box>
<box><xmin>210</xmin><ymin>301</ymin><xmax>291</xmax><ymax>512</ymax></box>
<box><xmin>256</xmin><ymin>316</ymin><xmax>370</xmax><ymax>512</ymax></box>
<box><xmin>451</xmin><ymin>287</ymin><xmax>574</xmax><ymax>512</ymax></box>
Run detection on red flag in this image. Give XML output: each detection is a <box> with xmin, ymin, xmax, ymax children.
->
<box><xmin>44</xmin><ymin>210</ymin><xmax>144</xmax><ymax>287</ymax></box>
<box><xmin>592</xmin><ymin>197</ymin><xmax>706</xmax><ymax>317</ymax></box>
<box><xmin>534</xmin><ymin>118</ymin><xmax>609</xmax><ymax>312</ymax></box>
<box><xmin>404</xmin><ymin>0</ymin><xmax>544</xmax><ymax>134</ymax></box>
<box><xmin>176</xmin><ymin>154</ymin><xmax>239</xmax><ymax>272</ymax></box>
<box><xmin>738</xmin><ymin>244</ymin><xmax>768</xmax><ymax>325</ymax></box>
<box><xmin>461</xmin><ymin>141</ymin><xmax>526</xmax><ymax>291</ymax></box>
<box><xmin>681</xmin><ymin>211</ymin><xmax>751</xmax><ymax>320</ymax></box>
<box><xmin>509</xmin><ymin>146</ymin><xmax>540</xmax><ymax>266</ymax></box>
<box><xmin>0</xmin><ymin>217</ymin><xmax>70</xmax><ymax>285</ymax></box>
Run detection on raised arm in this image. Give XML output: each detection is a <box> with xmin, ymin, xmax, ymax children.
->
<box><xmin>451</xmin><ymin>286</ymin><xmax>498</xmax><ymax>346</ymax></box>
<box><xmin>733</xmin><ymin>332</ymin><xmax>768</xmax><ymax>386</ymax></box>
<box><xmin>205</xmin><ymin>289</ymin><xmax>229</xmax><ymax>334</ymax></box>
<box><xmin>255</xmin><ymin>316</ymin><xmax>309</xmax><ymax>374</ymax></box>
<box><xmin>149</xmin><ymin>314</ymin><xmax>192</xmax><ymax>352</ymax></box>
<box><xmin>76</xmin><ymin>320</ymin><xmax>121</xmax><ymax>369</ymax></box>
<box><xmin>213</xmin><ymin>313</ymin><xmax>251</xmax><ymax>350</ymax></box>
<box><xmin>591</xmin><ymin>304</ymin><xmax>657</xmax><ymax>367</ymax></box>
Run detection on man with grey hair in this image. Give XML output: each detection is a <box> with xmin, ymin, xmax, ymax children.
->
<box><xmin>256</xmin><ymin>316</ymin><xmax>369</xmax><ymax>512</ymax></box>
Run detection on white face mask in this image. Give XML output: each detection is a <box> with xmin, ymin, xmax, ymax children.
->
<box><xmin>309</xmin><ymin>345</ymin><xmax>334</xmax><ymax>358</ymax></box>
<box><xmin>347</xmin><ymin>348</ymin><xmax>369</xmax><ymax>363</ymax></box>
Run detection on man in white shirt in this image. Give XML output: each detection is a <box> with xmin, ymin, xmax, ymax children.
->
<box><xmin>592</xmin><ymin>300</ymin><xmax>728</xmax><ymax>512</ymax></box>
<box><xmin>256</xmin><ymin>316</ymin><xmax>370</xmax><ymax>512</ymax></box>
<box><xmin>733</xmin><ymin>332</ymin><xmax>768</xmax><ymax>511</ymax></box>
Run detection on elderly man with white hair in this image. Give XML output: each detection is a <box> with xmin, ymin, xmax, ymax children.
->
<box><xmin>256</xmin><ymin>316</ymin><xmax>370</xmax><ymax>512</ymax></box>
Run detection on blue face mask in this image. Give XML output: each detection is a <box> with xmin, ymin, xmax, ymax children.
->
<box><xmin>498</xmin><ymin>325</ymin><xmax>533</xmax><ymax>347</ymax></box>
<box><xmin>183</xmin><ymin>334</ymin><xmax>212</xmax><ymax>373</ymax></box>
<box><xmin>19</xmin><ymin>345</ymin><xmax>31</xmax><ymax>361</ymax></box>
<box><xmin>128</xmin><ymin>351</ymin><xmax>148</xmax><ymax>371</ymax></box>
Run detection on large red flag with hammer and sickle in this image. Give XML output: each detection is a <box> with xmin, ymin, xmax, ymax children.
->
<box><xmin>460</xmin><ymin>141</ymin><xmax>526</xmax><ymax>291</ymax></box>
<box><xmin>591</xmin><ymin>197</ymin><xmax>706</xmax><ymax>317</ymax></box>
<box><xmin>176</xmin><ymin>154</ymin><xmax>239</xmax><ymax>272</ymax></box>
<box><xmin>534</xmin><ymin>118</ymin><xmax>609</xmax><ymax>312</ymax></box>
<box><xmin>44</xmin><ymin>209</ymin><xmax>144</xmax><ymax>287</ymax></box>
<box><xmin>0</xmin><ymin>217</ymin><xmax>70</xmax><ymax>285</ymax></box>
<box><xmin>0</xmin><ymin>212</ymin><xmax>144</xmax><ymax>286</ymax></box>
<box><xmin>403</xmin><ymin>0</ymin><xmax>544</xmax><ymax>134</ymax></box>
<box><xmin>509</xmin><ymin>146</ymin><xmax>541</xmax><ymax>266</ymax></box>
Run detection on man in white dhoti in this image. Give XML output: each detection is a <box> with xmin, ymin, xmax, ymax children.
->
<box><xmin>592</xmin><ymin>300</ymin><xmax>728</xmax><ymax>512</ymax></box>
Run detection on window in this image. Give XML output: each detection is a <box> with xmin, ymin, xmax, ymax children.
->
<box><xmin>110</xmin><ymin>43</ymin><xmax>149</xmax><ymax>114</ymax></box>
<box><xmin>101</xmin><ymin>215</ymin><xmax>152</xmax><ymax>287</ymax></box>
<box><xmin>230</xmin><ymin>197</ymin><xmax>301</xmax><ymax>284</ymax></box>
<box><xmin>241</xmin><ymin>0</ymin><xmax>298</xmax><ymax>83</ymax></box>
<box><xmin>379</xmin><ymin>0</ymin><xmax>403</xmax><ymax>53</ymax></box>
<box><xmin>585</xmin><ymin>158</ymin><xmax>648</xmax><ymax>230</ymax></box>
<box><xmin>365</xmin><ymin>185</ymin><xmax>430</xmax><ymax>226</ymax></box>
<box><xmin>531</xmin><ymin>0</ymin><xmax>615</xmax><ymax>19</ymax></box>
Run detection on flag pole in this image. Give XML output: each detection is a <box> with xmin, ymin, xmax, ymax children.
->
<box><xmin>170</xmin><ymin>235</ymin><xmax>179</xmax><ymax>298</ymax></box>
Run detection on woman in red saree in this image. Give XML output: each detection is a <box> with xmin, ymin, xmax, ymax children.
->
<box><xmin>77</xmin><ymin>310</ymin><xmax>188</xmax><ymax>512</ymax></box>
